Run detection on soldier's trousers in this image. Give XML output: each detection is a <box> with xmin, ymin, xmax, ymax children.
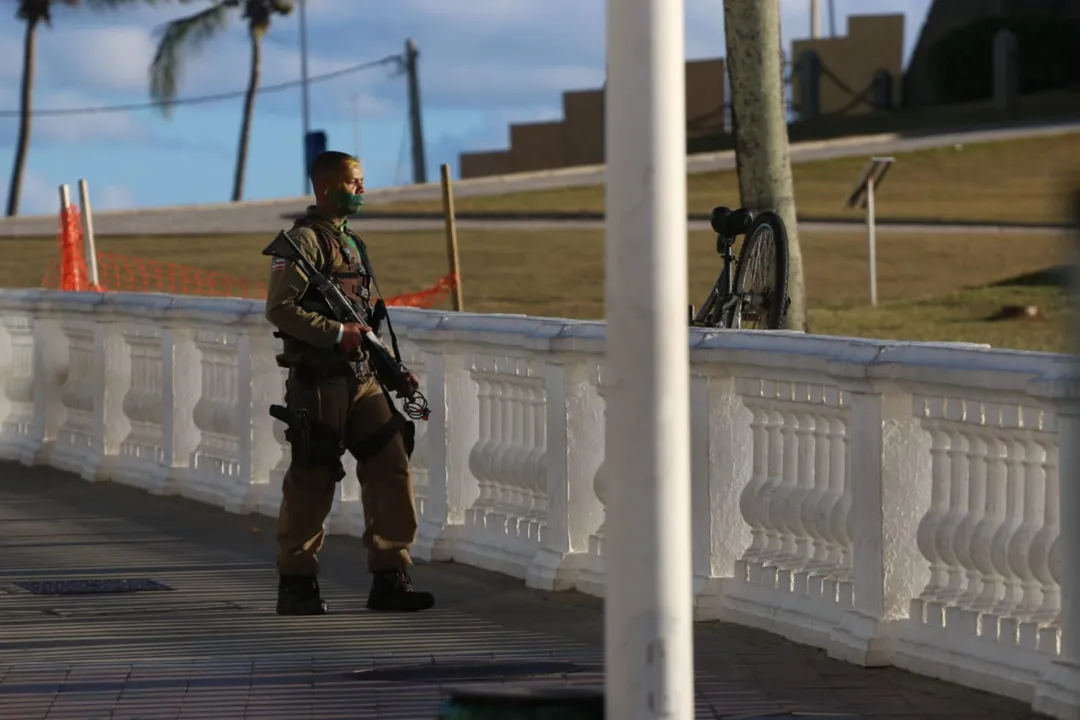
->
<box><xmin>275</xmin><ymin>372</ymin><xmax>418</xmax><ymax>576</ymax></box>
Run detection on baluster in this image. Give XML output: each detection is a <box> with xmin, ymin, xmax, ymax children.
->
<box><xmin>773</xmin><ymin>404</ymin><xmax>801</xmax><ymax>571</ymax></box>
<box><xmin>1029</xmin><ymin>441</ymin><xmax>1060</xmax><ymax>622</ymax></box>
<box><xmin>991</xmin><ymin>429</ymin><xmax>1027</xmax><ymax>620</ymax></box>
<box><xmin>737</xmin><ymin>398</ymin><xmax>770</xmax><ymax>571</ymax></box>
<box><xmin>915</xmin><ymin>417</ymin><xmax>951</xmax><ymax>613</ymax></box>
<box><xmin>501</xmin><ymin>379</ymin><xmax>523</xmax><ymax>529</ymax></box>
<box><xmin>938</xmin><ymin>423</ymin><xmax>970</xmax><ymax>604</ymax></box>
<box><xmin>488</xmin><ymin>376</ymin><xmax>512</xmax><ymax>529</ymax></box>
<box><xmin>790</xmin><ymin>406</ymin><xmax>819</xmax><ymax>574</ymax></box>
<box><xmin>525</xmin><ymin>380</ymin><xmax>548</xmax><ymax>532</ymax></box>
<box><xmin>55</xmin><ymin>319</ymin><xmax>96</xmax><ymax>470</ymax></box>
<box><xmin>466</xmin><ymin>368</ymin><xmax>495</xmax><ymax>527</ymax></box>
<box><xmin>971</xmin><ymin>424</ymin><xmax>1008</xmax><ymax>614</ymax></box>
<box><xmin>753</xmin><ymin>407</ymin><xmax>786</xmax><ymax>585</ymax></box>
<box><xmin>585</xmin><ymin>369</ymin><xmax>611</xmax><ymax>579</ymax></box>
<box><xmin>1010</xmin><ymin>430</ymin><xmax>1048</xmax><ymax>620</ymax></box>
<box><xmin>116</xmin><ymin>325</ymin><xmax>167</xmax><ymax>490</ymax></box>
<box><xmin>829</xmin><ymin>412</ymin><xmax>852</xmax><ymax>577</ymax></box>
<box><xmin>955</xmin><ymin>426</ymin><xmax>988</xmax><ymax>608</ymax></box>
<box><xmin>803</xmin><ymin>401</ymin><xmax>834</xmax><ymax>573</ymax></box>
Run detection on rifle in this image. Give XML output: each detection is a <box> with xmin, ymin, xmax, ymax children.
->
<box><xmin>262</xmin><ymin>229</ymin><xmax>431</xmax><ymax>422</ymax></box>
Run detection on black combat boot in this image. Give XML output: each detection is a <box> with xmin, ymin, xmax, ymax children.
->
<box><xmin>276</xmin><ymin>574</ymin><xmax>329</xmax><ymax>616</ymax></box>
<box><xmin>365</xmin><ymin>569</ymin><xmax>435</xmax><ymax>612</ymax></box>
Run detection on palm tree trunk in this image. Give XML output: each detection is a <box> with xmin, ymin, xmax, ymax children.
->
<box><xmin>7</xmin><ymin>16</ymin><xmax>40</xmax><ymax>217</ymax></box>
<box><xmin>232</xmin><ymin>24</ymin><xmax>262</xmax><ymax>202</ymax></box>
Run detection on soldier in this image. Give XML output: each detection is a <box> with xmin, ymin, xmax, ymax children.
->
<box><xmin>264</xmin><ymin>150</ymin><xmax>434</xmax><ymax>615</ymax></box>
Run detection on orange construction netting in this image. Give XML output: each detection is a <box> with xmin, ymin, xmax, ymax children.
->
<box><xmin>42</xmin><ymin>205</ymin><xmax>458</xmax><ymax>309</ymax></box>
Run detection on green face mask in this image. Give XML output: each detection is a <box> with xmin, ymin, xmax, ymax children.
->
<box><xmin>328</xmin><ymin>187</ymin><xmax>364</xmax><ymax>215</ymax></box>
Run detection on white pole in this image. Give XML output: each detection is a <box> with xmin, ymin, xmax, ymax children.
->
<box><xmin>77</xmin><ymin>179</ymin><xmax>100</xmax><ymax>289</ymax></box>
<box><xmin>810</xmin><ymin>0</ymin><xmax>822</xmax><ymax>38</ymax></box>
<box><xmin>604</xmin><ymin>0</ymin><xmax>694</xmax><ymax>717</ymax></box>
<box><xmin>867</xmin><ymin>176</ymin><xmax>878</xmax><ymax>307</ymax></box>
<box><xmin>58</xmin><ymin>183</ymin><xmax>70</xmax><ymax>211</ymax></box>
<box><xmin>298</xmin><ymin>0</ymin><xmax>311</xmax><ymax>194</ymax></box>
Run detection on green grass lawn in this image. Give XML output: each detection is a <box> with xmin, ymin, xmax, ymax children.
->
<box><xmin>374</xmin><ymin>132</ymin><xmax>1080</xmax><ymax>226</ymax></box>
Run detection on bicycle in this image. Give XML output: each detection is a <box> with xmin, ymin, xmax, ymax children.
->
<box><xmin>689</xmin><ymin>206</ymin><xmax>791</xmax><ymax>330</ymax></box>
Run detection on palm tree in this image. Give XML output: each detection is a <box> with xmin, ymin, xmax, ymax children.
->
<box><xmin>7</xmin><ymin>0</ymin><xmax>156</xmax><ymax>217</ymax></box>
<box><xmin>150</xmin><ymin>0</ymin><xmax>294</xmax><ymax>202</ymax></box>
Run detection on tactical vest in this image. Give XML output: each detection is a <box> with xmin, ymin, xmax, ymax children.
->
<box><xmin>279</xmin><ymin>214</ymin><xmax>373</xmax><ymax>366</ymax></box>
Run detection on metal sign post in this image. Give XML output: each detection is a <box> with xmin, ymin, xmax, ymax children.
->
<box><xmin>843</xmin><ymin>156</ymin><xmax>895</xmax><ymax>308</ymax></box>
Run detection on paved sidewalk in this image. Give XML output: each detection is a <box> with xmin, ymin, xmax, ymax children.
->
<box><xmin>0</xmin><ymin>463</ymin><xmax>1046</xmax><ymax>719</ymax></box>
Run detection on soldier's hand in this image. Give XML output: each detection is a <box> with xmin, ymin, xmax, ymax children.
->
<box><xmin>338</xmin><ymin>322</ymin><xmax>369</xmax><ymax>355</ymax></box>
<box><xmin>395</xmin><ymin>372</ymin><xmax>419</xmax><ymax>398</ymax></box>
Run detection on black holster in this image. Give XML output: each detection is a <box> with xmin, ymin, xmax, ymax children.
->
<box><xmin>269</xmin><ymin>404</ymin><xmax>345</xmax><ymax>470</ymax></box>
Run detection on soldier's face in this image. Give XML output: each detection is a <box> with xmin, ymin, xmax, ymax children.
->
<box><xmin>322</xmin><ymin>159</ymin><xmax>365</xmax><ymax>215</ymax></box>
<box><xmin>334</xmin><ymin>159</ymin><xmax>364</xmax><ymax>197</ymax></box>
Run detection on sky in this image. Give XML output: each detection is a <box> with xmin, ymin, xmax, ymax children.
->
<box><xmin>0</xmin><ymin>0</ymin><xmax>933</xmax><ymax>214</ymax></box>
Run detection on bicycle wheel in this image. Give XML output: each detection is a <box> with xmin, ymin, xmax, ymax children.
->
<box><xmin>727</xmin><ymin>210</ymin><xmax>790</xmax><ymax>330</ymax></box>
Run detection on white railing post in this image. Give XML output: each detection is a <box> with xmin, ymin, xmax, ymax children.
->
<box><xmin>0</xmin><ymin>293</ymin><xmax>41</xmax><ymax>461</ymax></box>
<box><xmin>1032</xmin><ymin>359</ymin><xmax>1080</xmax><ymax>716</ymax></box>
<box><xmin>829</xmin><ymin>380</ymin><xmax>931</xmax><ymax>666</ymax></box>
<box><xmin>239</xmin><ymin>321</ymin><xmax>283</xmax><ymax>515</ymax></box>
<box><xmin>161</xmin><ymin>323</ymin><xmax>201</xmax><ymax>497</ymax></box>
<box><xmin>691</xmin><ymin>370</ymin><xmax>753</xmax><ymax>617</ymax></box>
<box><xmin>31</xmin><ymin>301</ymin><xmax>69</xmax><ymax>467</ymax></box>
<box><xmin>86</xmin><ymin>310</ymin><xmax>132</xmax><ymax>482</ymax></box>
<box><xmin>414</xmin><ymin>348</ymin><xmax>478</xmax><ymax>561</ymax></box>
<box><xmin>527</xmin><ymin>356</ymin><xmax>604</xmax><ymax>591</ymax></box>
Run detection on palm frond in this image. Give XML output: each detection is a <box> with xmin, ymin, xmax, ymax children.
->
<box><xmin>149</xmin><ymin>1</ymin><xmax>234</xmax><ymax>114</ymax></box>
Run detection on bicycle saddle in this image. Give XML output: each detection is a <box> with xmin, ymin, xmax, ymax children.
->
<box><xmin>724</xmin><ymin>208</ymin><xmax>755</xmax><ymax>237</ymax></box>
<box><xmin>709</xmin><ymin>206</ymin><xmax>755</xmax><ymax>238</ymax></box>
<box><xmin>709</xmin><ymin>206</ymin><xmax>732</xmax><ymax>235</ymax></box>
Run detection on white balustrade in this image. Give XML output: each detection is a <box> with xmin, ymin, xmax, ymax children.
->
<box><xmin>1</xmin><ymin>288</ymin><xmax>1079</xmax><ymax>719</ymax></box>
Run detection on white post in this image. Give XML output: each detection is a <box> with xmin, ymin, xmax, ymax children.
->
<box><xmin>58</xmin><ymin>183</ymin><xmax>71</xmax><ymax>212</ymax></box>
<box><xmin>810</xmin><ymin>0</ymin><xmax>822</xmax><ymax>38</ymax></box>
<box><xmin>866</xmin><ymin>176</ymin><xmax>878</xmax><ymax>308</ymax></box>
<box><xmin>604</xmin><ymin>0</ymin><xmax>694</xmax><ymax>717</ymax></box>
<box><xmin>77</xmin><ymin>179</ymin><xmax>100</xmax><ymax>289</ymax></box>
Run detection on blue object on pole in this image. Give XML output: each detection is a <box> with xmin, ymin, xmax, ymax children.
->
<box><xmin>304</xmin><ymin>130</ymin><xmax>327</xmax><ymax>173</ymax></box>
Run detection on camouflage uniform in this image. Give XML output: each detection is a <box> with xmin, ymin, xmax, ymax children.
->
<box><xmin>264</xmin><ymin>207</ymin><xmax>434</xmax><ymax>614</ymax></box>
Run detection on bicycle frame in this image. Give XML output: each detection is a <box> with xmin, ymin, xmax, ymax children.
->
<box><xmin>690</xmin><ymin>232</ymin><xmax>743</xmax><ymax>330</ymax></box>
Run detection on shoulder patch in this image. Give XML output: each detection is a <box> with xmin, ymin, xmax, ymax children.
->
<box><xmin>271</xmin><ymin>257</ymin><xmax>286</xmax><ymax>271</ymax></box>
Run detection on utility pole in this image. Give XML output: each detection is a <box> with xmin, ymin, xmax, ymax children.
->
<box><xmin>299</xmin><ymin>0</ymin><xmax>311</xmax><ymax>194</ymax></box>
<box><xmin>404</xmin><ymin>38</ymin><xmax>427</xmax><ymax>185</ymax></box>
<box><xmin>810</xmin><ymin>0</ymin><xmax>821</xmax><ymax>38</ymax></box>
<box><xmin>724</xmin><ymin>0</ymin><xmax>807</xmax><ymax>331</ymax></box>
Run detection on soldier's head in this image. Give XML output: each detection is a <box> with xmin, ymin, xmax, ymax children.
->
<box><xmin>310</xmin><ymin>151</ymin><xmax>364</xmax><ymax>217</ymax></box>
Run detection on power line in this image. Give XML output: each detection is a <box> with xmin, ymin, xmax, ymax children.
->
<box><xmin>0</xmin><ymin>53</ymin><xmax>404</xmax><ymax>118</ymax></box>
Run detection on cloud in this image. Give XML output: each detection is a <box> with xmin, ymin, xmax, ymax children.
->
<box><xmin>41</xmin><ymin>24</ymin><xmax>157</xmax><ymax>94</ymax></box>
<box><xmin>93</xmin><ymin>184</ymin><xmax>135</xmax><ymax>211</ymax></box>
<box><xmin>35</xmin><ymin>90</ymin><xmax>145</xmax><ymax>143</ymax></box>
<box><xmin>0</xmin><ymin>29</ymin><xmax>24</xmax><ymax>83</ymax></box>
<box><xmin>0</xmin><ymin>86</ymin><xmax>144</xmax><ymax>147</ymax></box>
<box><xmin>0</xmin><ymin>168</ymin><xmax>63</xmax><ymax>216</ymax></box>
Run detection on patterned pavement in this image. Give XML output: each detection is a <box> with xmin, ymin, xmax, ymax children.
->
<box><xmin>0</xmin><ymin>462</ymin><xmax>1048</xmax><ymax>719</ymax></box>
